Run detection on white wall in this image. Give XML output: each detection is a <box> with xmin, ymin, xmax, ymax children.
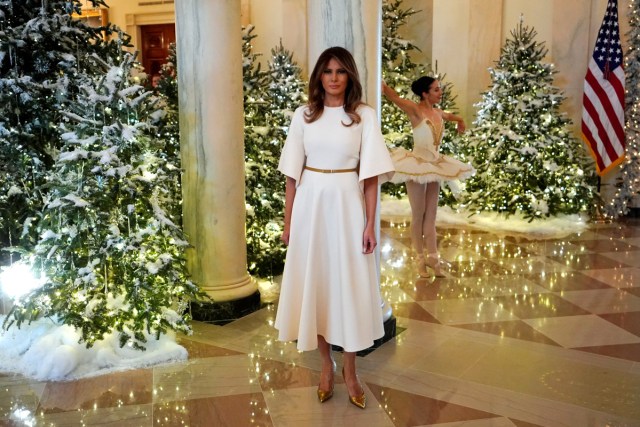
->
<box><xmin>248</xmin><ymin>0</ymin><xmax>284</xmax><ymax>69</ymax></box>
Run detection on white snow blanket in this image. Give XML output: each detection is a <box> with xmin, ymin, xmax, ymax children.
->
<box><xmin>0</xmin><ymin>315</ymin><xmax>187</xmax><ymax>381</ymax></box>
<box><xmin>381</xmin><ymin>196</ymin><xmax>589</xmax><ymax>239</ymax></box>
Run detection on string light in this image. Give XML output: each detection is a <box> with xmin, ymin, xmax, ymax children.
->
<box><xmin>606</xmin><ymin>0</ymin><xmax>640</xmax><ymax>218</ymax></box>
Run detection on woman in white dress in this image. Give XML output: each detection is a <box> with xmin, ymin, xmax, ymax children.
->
<box><xmin>382</xmin><ymin>77</ymin><xmax>474</xmax><ymax>277</ymax></box>
<box><xmin>276</xmin><ymin>47</ymin><xmax>394</xmax><ymax>409</ymax></box>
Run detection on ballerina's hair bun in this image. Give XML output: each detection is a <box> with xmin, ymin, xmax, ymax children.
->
<box><xmin>411</xmin><ymin>76</ymin><xmax>436</xmax><ymax>99</ymax></box>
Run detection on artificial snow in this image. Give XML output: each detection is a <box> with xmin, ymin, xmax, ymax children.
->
<box><xmin>381</xmin><ymin>196</ymin><xmax>589</xmax><ymax>238</ymax></box>
<box><xmin>7</xmin><ymin>185</ymin><xmax>22</xmax><ymax>197</ymax></box>
<box><xmin>0</xmin><ymin>315</ymin><xmax>188</xmax><ymax>381</ymax></box>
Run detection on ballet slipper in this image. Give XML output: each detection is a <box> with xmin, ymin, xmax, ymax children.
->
<box><xmin>425</xmin><ymin>254</ymin><xmax>445</xmax><ymax>277</ymax></box>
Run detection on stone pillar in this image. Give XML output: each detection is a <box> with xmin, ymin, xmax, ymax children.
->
<box><xmin>175</xmin><ymin>1</ymin><xmax>257</xmax><ymax>305</ymax></box>
<box><xmin>307</xmin><ymin>1</ymin><xmax>395</xmax><ymax>333</ymax></box>
<box><xmin>307</xmin><ymin>0</ymin><xmax>381</xmax><ymax>106</ymax></box>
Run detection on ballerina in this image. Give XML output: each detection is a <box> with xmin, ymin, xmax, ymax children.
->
<box><xmin>382</xmin><ymin>77</ymin><xmax>474</xmax><ymax>277</ymax></box>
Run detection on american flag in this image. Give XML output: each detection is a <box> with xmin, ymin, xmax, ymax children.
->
<box><xmin>582</xmin><ymin>0</ymin><xmax>626</xmax><ymax>176</ymax></box>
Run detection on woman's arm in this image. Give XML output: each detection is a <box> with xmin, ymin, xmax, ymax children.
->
<box><xmin>382</xmin><ymin>81</ymin><xmax>421</xmax><ymax>125</ymax></box>
<box><xmin>362</xmin><ymin>176</ymin><xmax>378</xmax><ymax>254</ymax></box>
<box><xmin>281</xmin><ymin>176</ymin><xmax>297</xmax><ymax>245</ymax></box>
<box><xmin>441</xmin><ymin>110</ymin><xmax>466</xmax><ymax>133</ymax></box>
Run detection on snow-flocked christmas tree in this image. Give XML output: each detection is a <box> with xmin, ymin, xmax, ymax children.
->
<box><xmin>381</xmin><ymin>0</ymin><xmax>427</xmax><ymax>151</ymax></box>
<box><xmin>3</xmin><ymin>53</ymin><xmax>204</xmax><ymax>350</ymax></box>
<box><xmin>243</xmin><ymin>28</ymin><xmax>307</xmax><ymax>278</ymax></box>
<box><xmin>607</xmin><ymin>0</ymin><xmax>640</xmax><ymax>217</ymax></box>
<box><xmin>0</xmin><ymin>0</ymin><xmax>129</xmax><ymax>264</ymax></box>
<box><xmin>456</xmin><ymin>21</ymin><xmax>598</xmax><ymax>220</ymax></box>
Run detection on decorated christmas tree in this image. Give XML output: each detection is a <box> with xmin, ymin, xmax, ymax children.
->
<box><xmin>607</xmin><ymin>0</ymin><xmax>640</xmax><ymax>217</ymax></box>
<box><xmin>152</xmin><ymin>43</ymin><xmax>182</xmax><ymax>224</ymax></box>
<box><xmin>0</xmin><ymin>0</ymin><xmax>128</xmax><ymax>264</ymax></box>
<box><xmin>456</xmin><ymin>21</ymin><xmax>597</xmax><ymax>220</ymax></box>
<box><xmin>242</xmin><ymin>26</ymin><xmax>274</xmax><ymax>277</ymax></box>
<box><xmin>257</xmin><ymin>41</ymin><xmax>307</xmax><ymax>276</ymax></box>
<box><xmin>381</xmin><ymin>0</ymin><xmax>426</xmax><ymax>151</ymax></box>
<box><xmin>3</xmin><ymin>53</ymin><xmax>203</xmax><ymax>349</ymax></box>
<box><xmin>243</xmin><ymin>31</ymin><xmax>308</xmax><ymax>278</ymax></box>
<box><xmin>380</xmin><ymin>0</ymin><xmax>462</xmax><ymax>201</ymax></box>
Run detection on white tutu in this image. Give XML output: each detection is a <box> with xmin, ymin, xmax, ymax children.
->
<box><xmin>390</xmin><ymin>119</ymin><xmax>474</xmax><ymax>184</ymax></box>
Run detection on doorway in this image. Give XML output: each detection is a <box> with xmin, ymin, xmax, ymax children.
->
<box><xmin>140</xmin><ymin>23</ymin><xmax>176</xmax><ymax>78</ymax></box>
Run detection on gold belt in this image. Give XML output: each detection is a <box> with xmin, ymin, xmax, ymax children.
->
<box><xmin>304</xmin><ymin>166</ymin><xmax>357</xmax><ymax>174</ymax></box>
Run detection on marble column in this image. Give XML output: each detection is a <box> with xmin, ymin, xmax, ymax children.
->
<box><xmin>307</xmin><ymin>0</ymin><xmax>381</xmax><ymax>106</ymax></box>
<box><xmin>307</xmin><ymin>0</ymin><xmax>393</xmax><ymax>325</ymax></box>
<box><xmin>175</xmin><ymin>1</ymin><xmax>257</xmax><ymax>303</ymax></box>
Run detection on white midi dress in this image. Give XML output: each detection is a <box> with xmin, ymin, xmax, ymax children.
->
<box><xmin>390</xmin><ymin>118</ymin><xmax>474</xmax><ymax>184</ymax></box>
<box><xmin>275</xmin><ymin>104</ymin><xmax>395</xmax><ymax>352</ymax></box>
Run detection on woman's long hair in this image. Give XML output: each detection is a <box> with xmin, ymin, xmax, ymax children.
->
<box><xmin>305</xmin><ymin>46</ymin><xmax>364</xmax><ymax>127</ymax></box>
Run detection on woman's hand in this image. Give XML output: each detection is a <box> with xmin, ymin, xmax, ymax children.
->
<box><xmin>362</xmin><ymin>227</ymin><xmax>376</xmax><ymax>254</ymax></box>
<box><xmin>282</xmin><ymin>223</ymin><xmax>290</xmax><ymax>246</ymax></box>
<box><xmin>456</xmin><ymin>120</ymin><xmax>466</xmax><ymax>134</ymax></box>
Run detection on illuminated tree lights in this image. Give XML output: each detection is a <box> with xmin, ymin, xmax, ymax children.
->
<box><xmin>455</xmin><ymin>22</ymin><xmax>598</xmax><ymax>220</ymax></box>
<box><xmin>153</xmin><ymin>43</ymin><xmax>182</xmax><ymax>225</ymax></box>
<box><xmin>3</xmin><ymin>53</ymin><xmax>205</xmax><ymax>350</ymax></box>
<box><xmin>607</xmin><ymin>0</ymin><xmax>640</xmax><ymax>218</ymax></box>
<box><xmin>1</xmin><ymin>2</ymin><xmax>203</xmax><ymax>349</ymax></box>
<box><xmin>0</xmin><ymin>0</ymin><xmax>129</xmax><ymax>265</ymax></box>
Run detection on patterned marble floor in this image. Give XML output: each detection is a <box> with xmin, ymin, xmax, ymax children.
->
<box><xmin>1</xmin><ymin>216</ymin><xmax>639</xmax><ymax>426</ymax></box>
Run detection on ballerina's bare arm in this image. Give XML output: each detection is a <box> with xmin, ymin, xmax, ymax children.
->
<box><xmin>381</xmin><ymin>81</ymin><xmax>423</xmax><ymax>127</ymax></box>
<box><xmin>441</xmin><ymin>110</ymin><xmax>466</xmax><ymax>133</ymax></box>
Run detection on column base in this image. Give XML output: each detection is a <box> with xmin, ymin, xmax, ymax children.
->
<box><xmin>331</xmin><ymin>315</ymin><xmax>397</xmax><ymax>357</ymax></box>
<box><xmin>191</xmin><ymin>290</ymin><xmax>261</xmax><ymax>325</ymax></box>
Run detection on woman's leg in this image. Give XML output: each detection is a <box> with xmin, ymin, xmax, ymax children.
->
<box><xmin>342</xmin><ymin>351</ymin><xmax>366</xmax><ymax>407</ymax></box>
<box><xmin>423</xmin><ymin>181</ymin><xmax>440</xmax><ymax>255</ymax></box>
<box><xmin>317</xmin><ymin>335</ymin><xmax>335</xmax><ymax>392</ymax></box>
<box><xmin>423</xmin><ymin>181</ymin><xmax>445</xmax><ymax>276</ymax></box>
<box><xmin>406</xmin><ymin>181</ymin><xmax>428</xmax><ymax>254</ymax></box>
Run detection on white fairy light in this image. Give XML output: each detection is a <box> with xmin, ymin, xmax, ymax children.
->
<box><xmin>0</xmin><ymin>262</ymin><xmax>47</xmax><ymax>300</ymax></box>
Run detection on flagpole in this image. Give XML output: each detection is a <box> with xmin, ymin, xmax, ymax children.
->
<box><xmin>594</xmin><ymin>176</ymin><xmax>612</xmax><ymax>223</ymax></box>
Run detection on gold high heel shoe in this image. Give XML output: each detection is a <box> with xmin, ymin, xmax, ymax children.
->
<box><xmin>317</xmin><ymin>361</ymin><xmax>336</xmax><ymax>403</ymax></box>
<box><xmin>317</xmin><ymin>384</ymin><xmax>334</xmax><ymax>403</ymax></box>
<box><xmin>342</xmin><ymin>368</ymin><xmax>366</xmax><ymax>409</ymax></box>
<box><xmin>425</xmin><ymin>255</ymin><xmax>445</xmax><ymax>277</ymax></box>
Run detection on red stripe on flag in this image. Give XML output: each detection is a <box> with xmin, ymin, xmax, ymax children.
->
<box><xmin>584</xmin><ymin>70</ymin><xmax>625</xmax><ymax>144</ymax></box>
<box><xmin>582</xmin><ymin>91</ymin><xmax>618</xmax><ymax>166</ymax></box>
<box><xmin>582</xmin><ymin>81</ymin><xmax>623</xmax><ymax>162</ymax></box>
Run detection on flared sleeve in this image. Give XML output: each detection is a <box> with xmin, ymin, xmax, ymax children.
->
<box><xmin>358</xmin><ymin>105</ymin><xmax>395</xmax><ymax>184</ymax></box>
<box><xmin>277</xmin><ymin>106</ymin><xmax>306</xmax><ymax>182</ymax></box>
